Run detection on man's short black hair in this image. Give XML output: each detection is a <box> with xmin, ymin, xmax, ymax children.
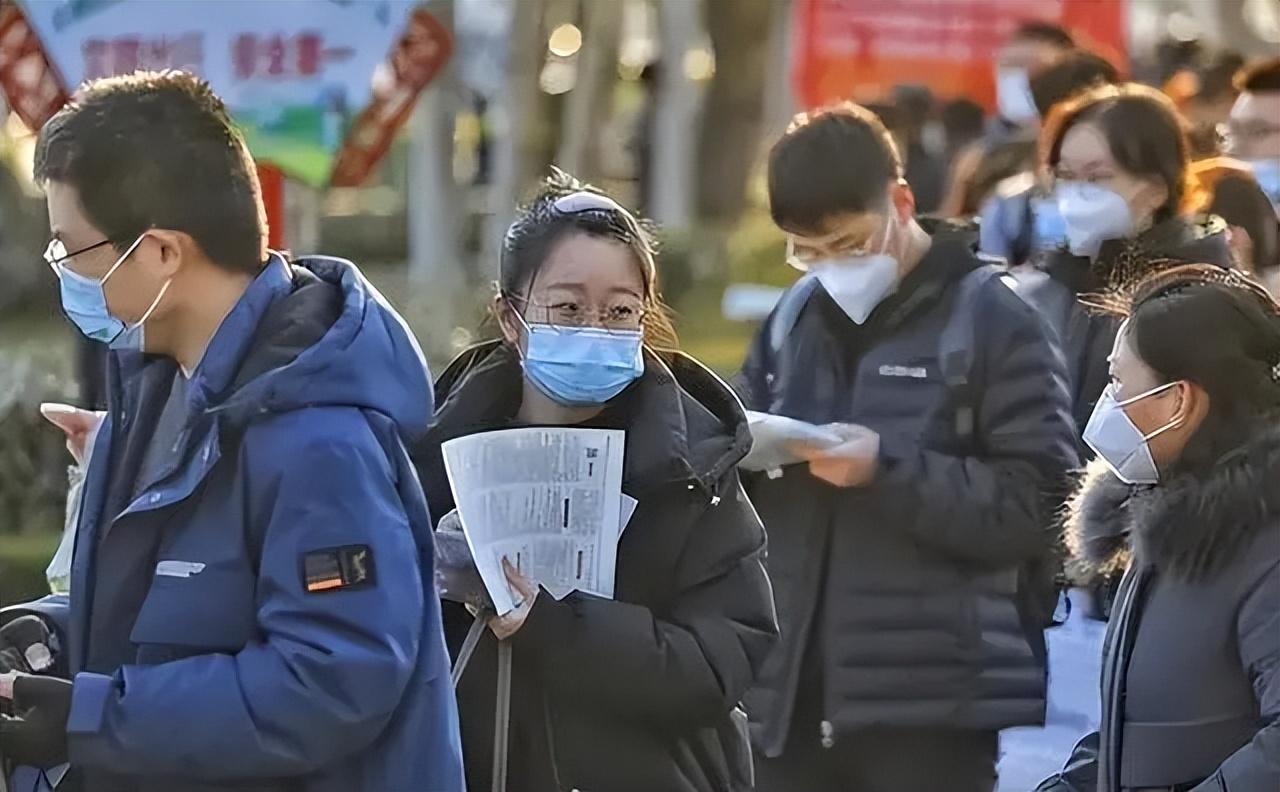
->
<box><xmin>768</xmin><ymin>102</ymin><xmax>902</xmax><ymax>233</ymax></box>
<box><xmin>1011</xmin><ymin>20</ymin><xmax>1075</xmax><ymax>49</ymax></box>
<box><xmin>1030</xmin><ymin>49</ymin><xmax>1120</xmax><ymax>117</ymax></box>
<box><xmin>1235</xmin><ymin>56</ymin><xmax>1280</xmax><ymax>93</ymax></box>
<box><xmin>34</xmin><ymin>70</ymin><xmax>267</xmax><ymax>273</ymax></box>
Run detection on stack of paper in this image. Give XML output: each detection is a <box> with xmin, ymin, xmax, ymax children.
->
<box><xmin>740</xmin><ymin>410</ymin><xmax>843</xmax><ymax>473</ymax></box>
<box><xmin>442</xmin><ymin>427</ymin><xmax>637</xmax><ymax>615</ymax></box>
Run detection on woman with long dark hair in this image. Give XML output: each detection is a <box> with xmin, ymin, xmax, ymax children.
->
<box><xmin>412</xmin><ymin>171</ymin><xmax>777</xmax><ymax>792</ymax></box>
<box><xmin>1037</xmin><ymin>264</ymin><xmax>1280</xmax><ymax>791</ymax></box>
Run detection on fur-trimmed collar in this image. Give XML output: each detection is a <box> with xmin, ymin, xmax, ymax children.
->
<box><xmin>1065</xmin><ymin>416</ymin><xmax>1280</xmax><ymax>582</ymax></box>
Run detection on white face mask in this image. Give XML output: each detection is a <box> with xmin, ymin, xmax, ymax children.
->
<box><xmin>808</xmin><ymin>216</ymin><xmax>900</xmax><ymax>325</ymax></box>
<box><xmin>1056</xmin><ymin>180</ymin><xmax>1136</xmax><ymax>258</ymax></box>
<box><xmin>1082</xmin><ymin>381</ymin><xmax>1181</xmax><ymax>485</ymax></box>
<box><xmin>996</xmin><ymin>67</ymin><xmax>1039</xmax><ymax>125</ymax></box>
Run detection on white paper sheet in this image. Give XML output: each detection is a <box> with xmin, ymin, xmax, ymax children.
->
<box><xmin>739</xmin><ymin>410</ymin><xmax>844</xmax><ymax>473</ymax></box>
<box><xmin>442</xmin><ymin>428</ymin><xmax>627</xmax><ymax>615</ymax></box>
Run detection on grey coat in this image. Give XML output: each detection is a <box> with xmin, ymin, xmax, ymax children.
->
<box><xmin>1037</xmin><ymin>418</ymin><xmax>1280</xmax><ymax>792</ymax></box>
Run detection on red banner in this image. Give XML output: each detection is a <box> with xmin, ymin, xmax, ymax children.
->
<box><xmin>792</xmin><ymin>0</ymin><xmax>1128</xmax><ymax>110</ymax></box>
<box><xmin>0</xmin><ymin>5</ymin><xmax>67</xmax><ymax>132</ymax></box>
<box><xmin>330</xmin><ymin>7</ymin><xmax>452</xmax><ymax>187</ymax></box>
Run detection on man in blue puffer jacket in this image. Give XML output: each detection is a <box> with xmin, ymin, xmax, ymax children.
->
<box><xmin>0</xmin><ymin>70</ymin><xmax>464</xmax><ymax>792</ymax></box>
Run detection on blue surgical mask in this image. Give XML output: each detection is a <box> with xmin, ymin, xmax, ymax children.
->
<box><xmin>1248</xmin><ymin>158</ymin><xmax>1280</xmax><ymax>207</ymax></box>
<box><xmin>519</xmin><ymin>320</ymin><xmax>645</xmax><ymax>406</ymax></box>
<box><xmin>53</xmin><ymin>234</ymin><xmax>169</xmax><ymax>351</ymax></box>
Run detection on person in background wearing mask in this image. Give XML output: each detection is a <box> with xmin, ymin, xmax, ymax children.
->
<box><xmin>992</xmin><ymin>21</ymin><xmax>1076</xmax><ymax>144</ymax></box>
<box><xmin>411</xmin><ymin>172</ymin><xmax>778</xmax><ymax>792</ymax></box>
<box><xmin>737</xmin><ymin>103</ymin><xmax>1078</xmax><ymax>792</ymax></box>
<box><xmin>1037</xmin><ymin>265</ymin><xmax>1280</xmax><ymax>792</ymax></box>
<box><xmin>941</xmin><ymin>21</ymin><xmax>1075</xmax><ymax>216</ymax></box>
<box><xmin>1194</xmin><ymin>155</ymin><xmax>1280</xmax><ymax>281</ymax></box>
<box><xmin>1017</xmin><ymin>82</ymin><xmax>1234</xmax><ymax>440</ymax></box>
<box><xmin>981</xmin><ymin>49</ymin><xmax>1121</xmax><ymax>268</ymax></box>
<box><xmin>1229</xmin><ymin>56</ymin><xmax>1280</xmax><ymax>295</ymax></box>
<box><xmin>0</xmin><ymin>71</ymin><xmax>464</xmax><ymax>792</ymax></box>
<box><xmin>892</xmin><ymin>84</ymin><xmax>947</xmax><ymax>214</ymax></box>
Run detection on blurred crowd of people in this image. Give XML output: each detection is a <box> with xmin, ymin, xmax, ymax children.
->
<box><xmin>864</xmin><ymin>22</ymin><xmax>1280</xmax><ymax>295</ymax></box>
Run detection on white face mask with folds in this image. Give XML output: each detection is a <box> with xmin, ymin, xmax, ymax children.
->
<box><xmin>1082</xmin><ymin>381</ymin><xmax>1181</xmax><ymax>484</ymax></box>
<box><xmin>1055</xmin><ymin>180</ymin><xmax>1137</xmax><ymax>258</ymax></box>
<box><xmin>802</xmin><ymin>216</ymin><xmax>901</xmax><ymax>325</ymax></box>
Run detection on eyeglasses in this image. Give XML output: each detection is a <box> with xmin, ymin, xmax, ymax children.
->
<box><xmin>43</xmin><ymin>237</ymin><xmax>113</xmax><ymax>278</ymax></box>
<box><xmin>507</xmin><ymin>293</ymin><xmax>647</xmax><ymax>334</ymax></box>
<box><xmin>785</xmin><ymin>218</ymin><xmax>887</xmax><ymax>270</ymax></box>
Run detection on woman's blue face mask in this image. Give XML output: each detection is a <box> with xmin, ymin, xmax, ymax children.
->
<box><xmin>512</xmin><ymin>308</ymin><xmax>645</xmax><ymax>407</ymax></box>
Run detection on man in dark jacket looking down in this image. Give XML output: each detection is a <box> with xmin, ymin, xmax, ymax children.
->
<box><xmin>738</xmin><ymin>102</ymin><xmax>1079</xmax><ymax>792</ymax></box>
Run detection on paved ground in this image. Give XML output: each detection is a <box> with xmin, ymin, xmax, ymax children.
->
<box><xmin>997</xmin><ymin>590</ymin><xmax>1106</xmax><ymax>790</ymax></box>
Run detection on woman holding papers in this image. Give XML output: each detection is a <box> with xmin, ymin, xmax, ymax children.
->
<box><xmin>412</xmin><ymin>171</ymin><xmax>778</xmax><ymax>792</ymax></box>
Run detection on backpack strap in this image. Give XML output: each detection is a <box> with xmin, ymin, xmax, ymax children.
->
<box><xmin>938</xmin><ymin>263</ymin><xmax>1002</xmax><ymax>446</ymax></box>
<box><xmin>768</xmin><ymin>275</ymin><xmax>822</xmax><ymax>356</ymax></box>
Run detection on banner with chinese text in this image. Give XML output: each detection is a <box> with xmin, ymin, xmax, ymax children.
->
<box><xmin>792</xmin><ymin>0</ymin><xmax>1128</xmax><ymax>110</ymax></box>
<box><xmin>14</xmin><ymin>0</ymin><xmax>448</xmax><ymax>187</ymax></box>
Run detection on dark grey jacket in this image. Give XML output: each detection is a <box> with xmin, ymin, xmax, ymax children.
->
<box><xmin>414</xmin><ymin>343</ymin><xmax>779</xmax><ymax>792</ymax></box>
<box><xmin>1038</xmin><ymin>418</ymin><xmax>1280</xmax><ymax>792</ymax></box>
<box><xmin>736</xmin><ymin>226</ymin><xmax>1079</xmax><ymax>757</ymax></box>
<box><xmin>1010</xmin><ymin>216</ymin><xmax>1234</xmax><ymax>437</ymax></box>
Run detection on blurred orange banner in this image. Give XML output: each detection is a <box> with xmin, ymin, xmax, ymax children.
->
<box><xmin>792</xmin><ymin>0</ymin><xmax>1129</xmax><ymax>110</ymax></box>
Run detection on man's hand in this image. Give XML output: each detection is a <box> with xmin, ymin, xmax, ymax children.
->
<box><xmin>486</xmin><ymin>557</ymin><xmax>539</xmax><ymax>641</ymax></box>
<box><xmin>40</xmin><ymin>403</ymin><xmax>104</xmax><ymax>466</ymax></box>
<box><xmin>0</xmin><ymin>675</ymin><xmax>72</xmax><ymax>767</ymax></box>
<box><xmin>795</xmin><ymin>423</ymin><xmax>882</xmax><ymax>488</ymax></box>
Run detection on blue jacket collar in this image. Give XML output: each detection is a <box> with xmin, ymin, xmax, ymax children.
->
<box><xmin>190</xmin><ymin>254</ymin><xmax>293</xmax><ymax>412</ymax></box>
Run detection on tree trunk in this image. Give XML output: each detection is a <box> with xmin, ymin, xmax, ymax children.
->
<box><xmin>693</xmin><ymin>0</ymin><xmax>774</xmax><ymax>278</ymax></box>
<box><xmin>484</xmin><ymin>0</ymin><xmax>551</xmax><ymax>271</ymax></box>
<box><xmin>408</xmin><ymin>0</ymin><xmax>474</xmax><ymax>364</ymax></box>
<box><xmin>650</xmin><ymin>0</ymin><xmax>700</xmax><ymax>231</ymax></box>
<box><xmin>557</xmin><ymin>0</ymin><xmax>623</xmax><ymax>181</ymax></box>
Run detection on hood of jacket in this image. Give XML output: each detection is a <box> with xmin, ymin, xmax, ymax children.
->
<box><xmin>1065</xmin><ymin>413</ymin><xmax>1280</xmax><ymax>581</ymax></box>
<box><xmin>428</xmin><ymin>341</ymin><xmax>751</xmax><ymax>493</ymax></box>
<box><xmin>204</xmin><ymin>255</ymin><xmax>433</xmax><ymax>441</ymax></box>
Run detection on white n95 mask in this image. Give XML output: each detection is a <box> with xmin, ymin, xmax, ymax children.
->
<box><xmin>1082</xmin><ymin>382</ymin><xmax>1180</xmax><ymax>484</ymax></box>
<box><xmin>809</xmin><ymin>217</ymin><xmax>900</xmax><ymax>325</ymax></box>
<box><xmin>1055</xmin><ymin>181</ymin><xmax>1135</xmax><ymax>259</ymax></box>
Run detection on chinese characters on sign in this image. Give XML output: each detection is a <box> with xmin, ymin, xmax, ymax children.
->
<box><xmin>82</xmin><ymin>33</ymin><xmax>203</xmax><ymax>79</ymax></box>
<box><xmin>7</xmin><ymin>0</ymin><xmax>449</xmax><ymax>187</ymax></box>
<box><xmin>232</xmin><ymin>32</ymin><xmax>354</xmax><ymax>80</ymax></box>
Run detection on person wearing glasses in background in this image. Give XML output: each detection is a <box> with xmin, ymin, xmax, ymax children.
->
<box><xmin>1016</xmin><ymin>83</ymin><xmax>1235</xmax><ymax>442</ymax></box>
<box><xmin>411</xmin><ymin>171</ymin><xmax>778</xmax><ymax>792</ymax></box>
<box><xmin>1229</xmin><ymin>56</ymin><xmax>1280</xmax><ymax>295</ymax></box>
<box><xmin>1037</xmin><ymin>265</ymin><xmax>1280</xmax><ymax>792</ymax></box>
<box><xmin>737</xmin><ymin>103</ymin><xmax>1078</xmax><ymax>792</ymax></box>
<box><xmin>0</xmin><ymin>71</ymin><xmax>464</xmax><ymax>792</ymax></box>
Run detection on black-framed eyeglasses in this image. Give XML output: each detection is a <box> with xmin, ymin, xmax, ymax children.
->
<box><xmin>43</xmin><ymin>237</ymin><xmax>113</xmax><ymax>278</ymax></box>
